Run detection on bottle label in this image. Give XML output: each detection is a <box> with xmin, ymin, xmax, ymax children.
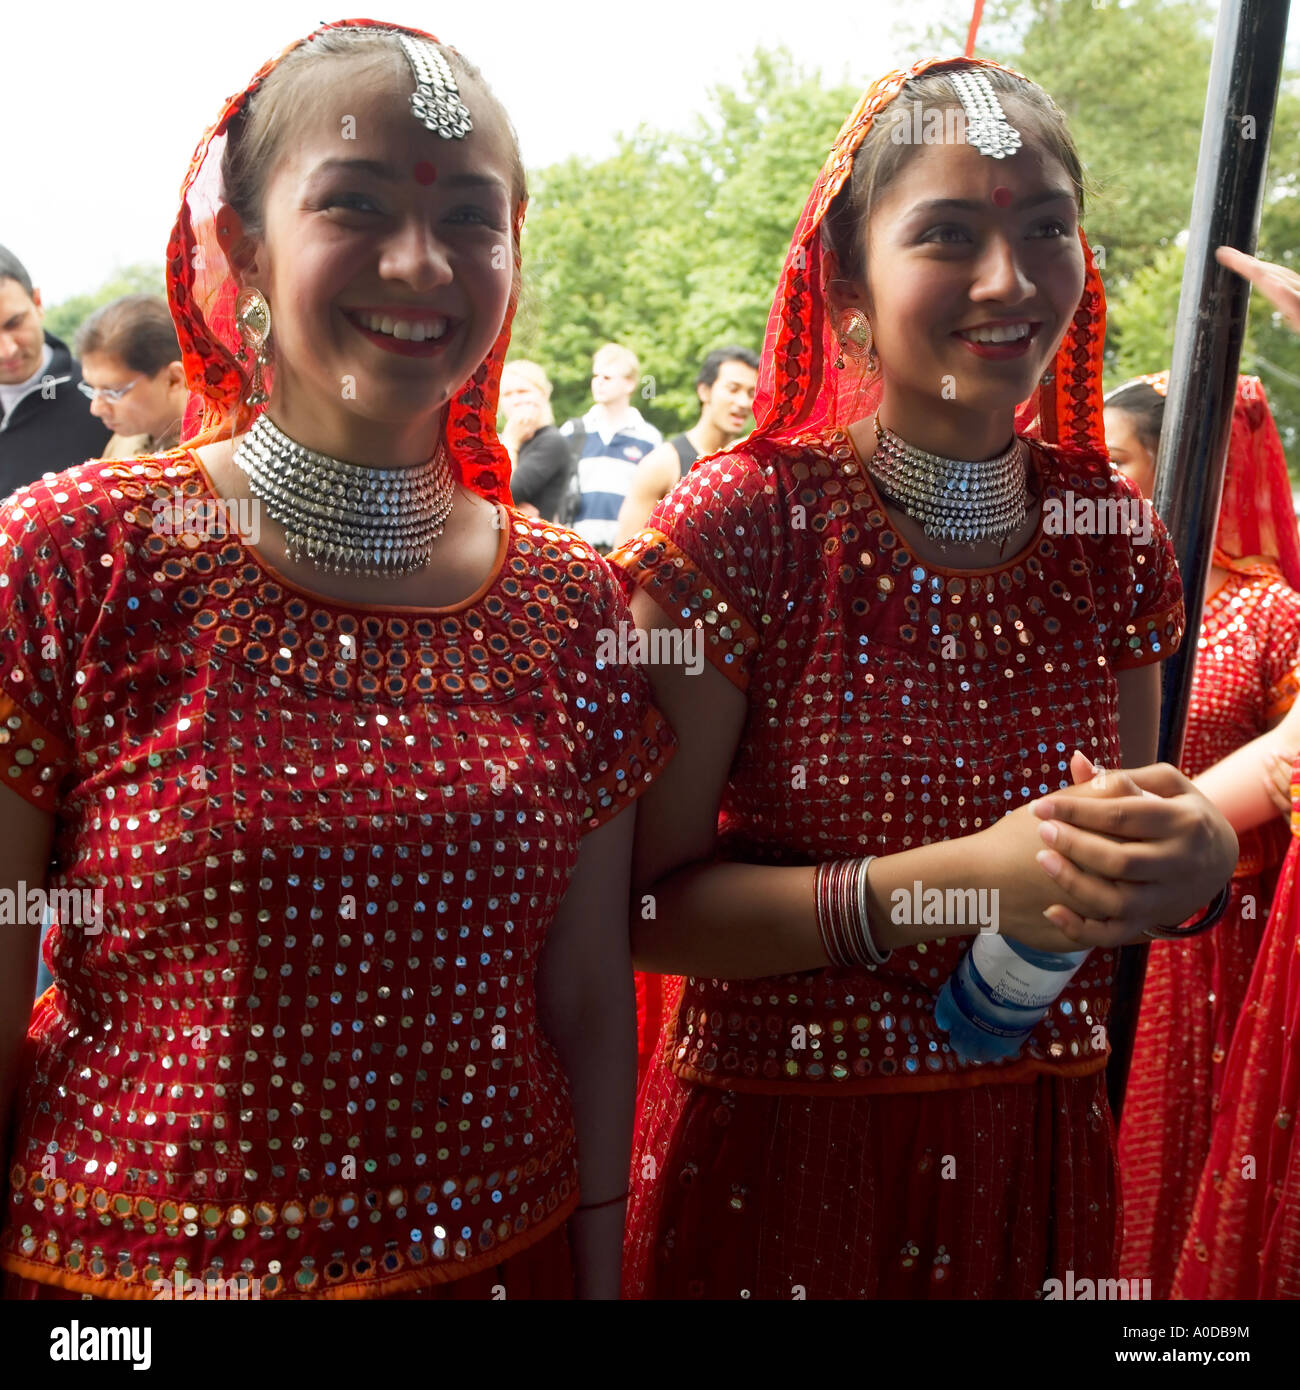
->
<box><xmin>968</xmin><ymin>933</ymin><xmax>1086</xmax><ymax>1011</ymax></box>
<box><xmin>946</xmin><ymin>963</ymin><xmax>1028</xmax><ymax>1039</ymax></box>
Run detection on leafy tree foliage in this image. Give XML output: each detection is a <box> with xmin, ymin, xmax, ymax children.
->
<box><xmin>42</xmin><ymin>264</ymin><xmax>166</xmax><ymax>349</ymax></box>
<box><xmin>43</xmin><ymin>7</ymin><xmax>1299</xmax><ymax>457</ymax></box>
<box><xmin>511</xmin><ymin>49</ymin><xmax>859</xmax><ymax>429</ymax></box>
<box><xmin>941</xmin><ymin>0</ymin><xmax>1300</xmax><ymax>455</ymax></box>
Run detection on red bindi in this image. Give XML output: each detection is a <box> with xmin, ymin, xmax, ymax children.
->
<box><xmin>992</xmin><ymin>186</ymin><xmax>1013</xmax><ymax>208</ymax></box>
<box><xmin>413</xmin><ymin>161</ymin><xmax>438</xmax><ymax>186</ymax></box>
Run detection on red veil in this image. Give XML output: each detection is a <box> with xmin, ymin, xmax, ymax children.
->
<box><xmin>164</xmin><ymin>17</ymin><xmax>523</xmax><ymax>503</ymax></box>
<box><xmin>749</xmin><ymin>55</ymin><xmax>1108</xmax><ymax>457</ymax></box>
<box><xmin>1133</xmin><ymin>372</ymin><xmax>1300</xmax><ymax>590</ymax></box>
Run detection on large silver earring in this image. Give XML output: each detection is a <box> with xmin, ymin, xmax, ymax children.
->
<box><xmin>236</xmin><ymin>288</ymin><xmax>271</xmax><ymax>406</ymax></box>
<box><xmin>838</xmin><ymin>308</ymin><xmax>874</xmax><ymax>371</ymax></box>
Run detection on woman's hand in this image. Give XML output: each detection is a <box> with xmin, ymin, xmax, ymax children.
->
<box><xmin>1265</xmin><ymin>747</ymin><xmax>1294</xmax><ymax>819</ymax></box>
<box><xmin>969</xmin><ymin>758</ymin><xmax>1156</xmax><ymax>954</ymax></box>
<box><xmin>501</xmin><ymin>401</ymin><xmax>541</xmax><ymax>454</ymax></box>
<box><xmin>1029</xmin><ymin>755</ymin><xmax>1238</xmax><ymax>946</ymax></box>
<box><xmin>1217</xmin><ymin>247</ymin><xmax>1300</xmax><ymax>332</ymax></box>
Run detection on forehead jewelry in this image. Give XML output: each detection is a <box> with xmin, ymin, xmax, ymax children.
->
<box><xmin>395</xmin><ymin>33</ymin><xmax>473</xmax><ymax>139</ymax></box>
<box><xmin>950</xmin><ymin>69</ymin><xmax>1022</xmax><ymax>160</ymax></box>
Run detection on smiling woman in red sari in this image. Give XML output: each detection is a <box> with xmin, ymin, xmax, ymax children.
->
<box><xmin>0</xmin><ymin>19</ymin><xmax>672</xmax><ymax>1302</ymax></box>
<box><xmin>612</xmin><ymin>56</ymin><xmax>1238</xmax><ymax>1300</ymax></box>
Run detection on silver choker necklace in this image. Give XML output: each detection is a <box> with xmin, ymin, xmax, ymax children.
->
<box><xmin>868</xmin><ymin>414</ymin><xmax>1028</xmax><ymax>546</ymax></box>
<box><xmin>233</xmin><ymin>413</ymin><xmax>455</xmax><ymax>577</ymax></box>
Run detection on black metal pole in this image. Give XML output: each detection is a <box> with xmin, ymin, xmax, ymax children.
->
<box><xmin>1106</xmin><ymin>0</ymin><xmax>1290</xmax><ymax>1122</ymax></box>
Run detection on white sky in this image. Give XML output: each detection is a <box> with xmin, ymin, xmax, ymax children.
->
<box><xmin>5</xmin><ymin>0</ymin><xmax>1298</xmax><ymax>304</ymax></box>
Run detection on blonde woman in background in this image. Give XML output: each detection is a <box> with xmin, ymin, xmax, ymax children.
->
<box><xmin>500</xmin><ymin>358</ymin><xmax>574</xmax><ymax>522</ymax></box>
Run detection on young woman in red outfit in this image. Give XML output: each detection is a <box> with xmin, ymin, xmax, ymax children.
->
<box><xmin>612</xmin><ymin>56</ymin><xmax>1238</xmax><ymax>1299</ymax></box>
<box><xmin>1105</xmin><ymin>373</ymin><xmax>1300</xmax><ymax>1297</ymax></box>
<box><xmin>1165</xmin><ymin>248</ymin><xmax>1300</xmax><ymax>1301</ymax></box>
<box><xmin>0</xmin><ymin>20</ymin><xmax>672</xmax><ymax>1301</ymax></box>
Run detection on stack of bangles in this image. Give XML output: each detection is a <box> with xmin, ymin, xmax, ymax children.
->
<box><xmin>814</xmin><ymin>858</ymin><xmax>1232</xmax><ymax>955</ymax></box>
<box><xmin>815</xmin><ymin>856</ymin><xmax>892</xmax><ymax>968</ymax></box>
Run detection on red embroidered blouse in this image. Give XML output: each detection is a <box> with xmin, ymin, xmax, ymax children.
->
<box><xmin>0</xmin><ymin>450</ymin><xmax>673</xmax><ymax>1299</ymax></box>
<box><xmin>613</xmin><ymin>427</ymin><xmax>1184</xmax><ymax>1096</ymax></box>
<box><xmin>1185</xmin><ymin>563</ymin><xmax>1300</xmax><ymax>875</ymax></box>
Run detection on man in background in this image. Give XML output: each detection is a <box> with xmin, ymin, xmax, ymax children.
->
<box><xmin>563</xmin><ymin>343</ymin><xmax>662</xmax><ymax>552</ymax></box>
<box><xmin>615</xmin><ymin>345</ymin><xmax>759</xmax><ymax>544</ymax></box>
<box><xmin>0</xmin><ymin>245</ymin><xmax>111</xmax><ymax>496</ymax></box>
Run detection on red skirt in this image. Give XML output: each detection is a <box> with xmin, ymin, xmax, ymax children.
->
<box><xmin>1117</xmin><ymin>876</ymin><xmax>1270</xmax><ymax>1296</ymax></box>
<box><xmin>635</xmin><ymin>971</ymin><xmax>672</xmax><ymax>1085</ymax></box>
<box><xmin>1173</xmin><ymin>842</ymin><xmax>1300</xmax><ymax>1299</ymax></box>
<box><xmin>2</xmin><ymin>1222</ymin><xmax>574</xmax><ymax>1301</ymax></box>
<box><xmin>624</xmin><ymin>1058</ymin><xmax>1120</xmax><ymax>1299</ymax></box>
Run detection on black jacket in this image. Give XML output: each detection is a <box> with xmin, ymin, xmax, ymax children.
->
<box><xmin>512</xmin><ymin>425</ymin><xmax>576</xmax><ymax>523</ymax></box>
<box><xmin>0</xmin><ymin>331</ymin><xmax>112</xmax><ymax>499</ymax></box>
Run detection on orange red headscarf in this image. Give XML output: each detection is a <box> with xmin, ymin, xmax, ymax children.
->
<box><xmin>750</xmin><ymin>56</ymin><xmax>1108</xmax><ymax>457</ymax></box>
<box><xmin>1133</xmin><ymin>371</ymin><xmax>1300</xmax><ymax>591</ymax></box>
<box><xmin>164</xmin><ymin>17</ymin><xmax>523</xmax><ymax>503</ymax></box>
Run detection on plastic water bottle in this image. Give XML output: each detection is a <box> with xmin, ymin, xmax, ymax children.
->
<box><xmin>934</xmin><ymin>933</ymin><xmax>1090</xmax><ymax>1062</ymax></box>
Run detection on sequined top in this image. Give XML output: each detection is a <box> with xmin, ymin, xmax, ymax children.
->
<box><xmin>0</xmin><ymin>451</ymin><xmax>674</xmax><ymax>1299</ymax></box>
<box><xmin>1187</xmin><ymin>563</ymin><xmax>1300</xmax><ymax>876</ymax></box>
<box><xmin>613</xmin><ymin>428</ymin><xmax>1184</xmax><ymax>1096</ymax></box>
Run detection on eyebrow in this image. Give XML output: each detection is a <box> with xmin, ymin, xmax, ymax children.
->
<box><xmin>908</xmin><ymin>189</ymin><xmax>1076</xmax><ymax>215</ymax></box>
<box><xmin>312</xmin><ymin>158</ymin><xmax>507</xmax><ymax>192</ymax></box>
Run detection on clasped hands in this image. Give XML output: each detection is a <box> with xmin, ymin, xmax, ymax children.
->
<box><xmin>984</xmin><ymin>750</ymin><xmax>1238</xmax><ymax>954</ymax></box>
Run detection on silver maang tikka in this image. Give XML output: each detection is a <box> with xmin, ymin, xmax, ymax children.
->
<box><xmin>950</xmin><ymin>69</ymin><xmax>1022</xmax><ymax>160</ymax></box>
<box><xmin>395</xmin><ymin>34</ymin><xmax>473</xmax><ymax>140</ymax></box>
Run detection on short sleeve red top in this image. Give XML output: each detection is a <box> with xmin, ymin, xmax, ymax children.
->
<box><xmin>612</xmin><ymin>427</ymin><xmax>1184</xmax><ymax>1096</ymax></box>
<box><xmin>0</xmin><ymin>450</ymin><xmax>674</xmax><ymax>1299</ymax></box>
<box><xmin>1185</xmin><ymin>562</ymin><xmax>1300</xmax><ymax>877</ymax></box>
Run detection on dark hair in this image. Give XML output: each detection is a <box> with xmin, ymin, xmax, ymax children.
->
<box><xmin>75</xmin><ymin>294</ymin><xmax>181</xmax><ymax>375</ymax></box>
<box><xmin>697</xmin><ymin>345</ymin><xmax>760</xmax><ymax>390</ymax></box>
<box><xmin>821</xmin><ymin>62</ymin><xmax>1089</xmax><ymax>287</ymax></box>
<box><xmin>220</xmin><ymin>28</ymin><xmax>527</xmax><ymax>244</ymax></box>
<box><xmin>1103</xmin><ymin>380</ymin><xmax>1166</xmax><ymax>457</ymax></box>
<box><xmin>0</xmin><ymin>244</ymin><xmax>34</xmax><ymax>298</ymax></box>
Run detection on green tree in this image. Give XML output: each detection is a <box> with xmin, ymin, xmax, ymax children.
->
<box><xmin>1248</xmin><ymin>84</ymin><xmax>1300</xmax><ymax>458</ymax></box>
<box><xmin>1106</xmin><ymin>241</ymin><xmax>1186</xmax><ymax>385</ymax></box>
<box><xmin>513</xmin><ymin>131</ymin><xmax>712</xmax><ymax>428</ymax></box>
<box><xmin>1095</xmin><ymin>80</ymin><xmax>1300</xmax><ymax>458</ymax></box>
<box><xmin>41</xmin><ymin>263</ymin><xmax>167</xmax><ymax>348</ymax></box>
<box><xmin>930</xmin><ymin>0</ymin><xmax>1214</xmax><ymax>288</ymax></box>
<box><xmin>512</xmin><ymin>49</ymin><xmax>858</xmax><ymax>431</ymax></box>
<box><xmin>929</xmin><ymin>0</ymin><xmax>1300</xmax><ymax>456</ymax></box>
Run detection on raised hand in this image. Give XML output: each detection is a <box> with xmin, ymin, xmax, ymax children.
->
<box><xmin>1217</xmin><ymin>246</ymin><xmax>1300</xmax><ymax>332</ymax></box>
<box><xmin>1265</xmin><ymin>748</ymin><xmax>1294</xmax><ymax>820</ymax></box>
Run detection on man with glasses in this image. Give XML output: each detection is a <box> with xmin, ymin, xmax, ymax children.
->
<box><xmin>76</xmin><ymin>294</ymin><xmax>188</xmax><ymax>458</ymax></box>
<box><xmin>0</xmin><ymin>244</ymin><xmax>111</xmax><ymax>498</ymax></box>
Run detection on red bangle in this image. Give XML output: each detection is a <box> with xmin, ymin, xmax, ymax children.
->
<box><xmin>1143</xmin><ymin>881</ymin><xmax>1232</xmax><ymax>940</ymax></box>
<box><xmin>575</xmin><ymin>1190</ymin><xmax>629</xmax><ymax>1213</ymax></box>
<box><xmin>815</xmin><ymin>858</ymin><xmax>890</xmax><ymax>967</ymax></box>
